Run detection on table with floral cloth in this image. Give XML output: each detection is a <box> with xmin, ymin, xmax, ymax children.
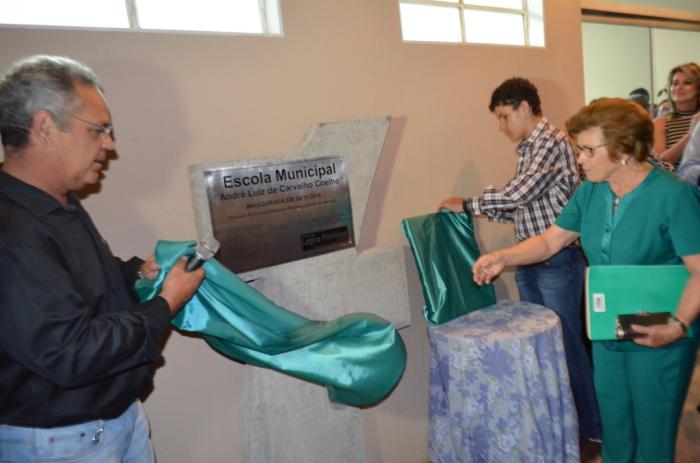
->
<box><xmin>427</xmin><ymin>300</ymin><xmax>579</xmax><ymax>462</ymax></box>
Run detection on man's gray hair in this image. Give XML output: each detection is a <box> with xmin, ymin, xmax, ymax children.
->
<box><xmin>0</xmin><ymin>55</ymin><xmax>100</xmax><ymax>150</ymax></box>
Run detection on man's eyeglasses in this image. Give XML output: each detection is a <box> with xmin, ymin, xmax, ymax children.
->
<box><xmin>70</xmin><ymin>114</ymin><xmax>114</xmax><ymax>140</ymax></box>
<box><xmin>575</xmin><ymin>142</ymin><xmax>610</xmax><ymax>157</ymax></box>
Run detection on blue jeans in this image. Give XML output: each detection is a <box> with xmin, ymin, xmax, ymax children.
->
<box><xmin>0</xmin><ymin>401</ymin><xmax>155</xmax><ymax>463</ymax></box>
<box><xmin>516</xmin><ymin>246</ymin><xmax>601</xmax><ymax>440</ymax></box>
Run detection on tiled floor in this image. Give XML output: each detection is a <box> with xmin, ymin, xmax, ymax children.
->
<box><xmin>581</xmin><ymin>355</ymin><xmax>700</xmax><ymax>463</ymax></box>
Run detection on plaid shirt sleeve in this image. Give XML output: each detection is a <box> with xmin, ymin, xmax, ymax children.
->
<box><xmin>464</xmin><ymin>134</ymin><xmax>572</xmax><ymax>224</ymax></box>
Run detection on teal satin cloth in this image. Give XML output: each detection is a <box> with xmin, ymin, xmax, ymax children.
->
<box><xmin>402</xmin><ymin>212</ymin><xmax>496</xmax><ymax>325</ymax></box>
<box><xmin>135</xmin><ymin>240</ymin><xmax>406</xmax><ymax>407</ymax></box>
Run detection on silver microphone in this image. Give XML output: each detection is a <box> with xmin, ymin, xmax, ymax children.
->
<box><xmin>185</xmin><ymin>237</ymin><xmax>220</xmax><ymax>272</ymax></box>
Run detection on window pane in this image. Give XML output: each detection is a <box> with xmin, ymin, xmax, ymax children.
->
<box><xmin>0</xmin><ymin>0</ymin><xmax>128</xmax><ymax>28</ymax></box>
<box><xmin>527</xmin><ymin>0</ymin><xmax>545</xmax><ymax>46</ymax></box>
<box><xmin>463</xmin><ymin>10</ymin><xmax>524</xmax><ymax>45</ymax></box>
<box><xmin>463</xmin><ymin>0</ymin><xmax>523</xmax><ymax>8</ymax></box>
<box><xmin>399</xmin><ymin>3</ymin><xmax>462</xmax><ymax>43</ymax></box>
<box><xmin>137</xmin><ymin>0</ymin><xmax>263</xmax><ymax>33</ymax></box>
<box><xmin>262</xmin><ymin>0</ymin><xmax>282</xmax><ymax>35</ymax></box>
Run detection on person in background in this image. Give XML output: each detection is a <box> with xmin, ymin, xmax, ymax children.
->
<box><xmin>0</xmin><ymin>55</ymin><xmax>205</xmax><ymax>462</ymax></box>
<box><xmin>656</xmin><ymin>98</ymin><xmax>672</xmax><ymax>118</ymax></box>
<box><xmin>472</xmin><ymin>98</ymin><xmax>700</xmax><ymax>463</ymax></box>
<box><xmin>628</xmin><ymin>87</ymin><xmax>654</xmax><ymax>115</ymax></box>
<box><xmin>653</xmin><ymin>62</ymin><xmax>700</xmax><ymax>167</ymax></box>
<box><xmin>438</xmin><ymin>77</ymin><xmax>601</xmax><ymax>441</ymax></box>
<box><xmin>678</xmin><ymin>120</ymin><xmax>700</xmax><ymax>187</ymax></box>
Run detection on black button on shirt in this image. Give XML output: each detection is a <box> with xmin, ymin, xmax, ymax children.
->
<box><xmin>0</xmin><ymin>171</ymin><xmax>170</xmax><ymax>427</ymax></box>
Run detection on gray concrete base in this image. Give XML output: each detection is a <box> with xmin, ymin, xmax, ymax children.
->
<box><xmin>243</xmin><ymin>369</ymin><xmax>364</xmax><ymax>463</ymax></box>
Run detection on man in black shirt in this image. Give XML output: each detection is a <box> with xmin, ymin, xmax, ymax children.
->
<box><xmin>0</xmin><ymin>55</ymin><xmax>204</xmax><ymax>461</ymax></box>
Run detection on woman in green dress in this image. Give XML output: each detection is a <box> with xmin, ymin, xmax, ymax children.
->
<box><xmin>472</xmin><ymin>98</ymin><xmax>700</xmax><ymax>463</ymax></box>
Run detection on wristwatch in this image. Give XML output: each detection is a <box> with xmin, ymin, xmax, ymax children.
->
<box><xmin>670</xmin><ymin>315</ymin><xmax>689</xmax><ymax>336</ymax></box>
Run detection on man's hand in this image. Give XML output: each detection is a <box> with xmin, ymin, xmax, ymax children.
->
<box><xmin>630</xmin><ymin>321</ymin><xmax>686</xmax><ymax>348</ymax></box>
<box><xmin>138</xmin><ymin>254</ymin><xmax>161</xmax><ymax>280</ymax></box>
<box><xmin>438</xmin><ymin>197</ymin><xmax>466</xmax><ymax>213</ymax></box>
<box><xmin>158</xmin><ymin>259</ymin><xmax>205</xmax><ymax>315</ymax></box>
<box><xmin>472</xmin><ymin>251</ymin><xmax>506</xmax><ymax>285</ymax></box>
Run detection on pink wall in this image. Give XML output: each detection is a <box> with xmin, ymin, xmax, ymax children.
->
<box><xmin>0</xmin><ymin>1</ymin><xmax>585</xmax><ymax>461</ymax></box>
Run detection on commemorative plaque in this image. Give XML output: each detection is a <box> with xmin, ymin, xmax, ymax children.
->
<box><xmin>203</xmin><ymin>156</ymin><xmax>354</xmax><ymax>273</ymax></box>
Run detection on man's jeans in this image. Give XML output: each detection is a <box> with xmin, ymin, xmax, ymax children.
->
<box><xmin>516</xmin><ymin>246</ymin><xmax>602</xmax><ymax>440</ymax></box>
<box><xmin>0</xmin><ymin>401</ymin><xmax>155</xmax><ymax>463</ymax></box>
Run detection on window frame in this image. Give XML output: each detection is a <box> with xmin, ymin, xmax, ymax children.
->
<box><xmin>0</xmin><ymin>0</ymin><xmax>283</xmax><ymax>36</ymax></box>
<box><xmin>398</xmin><ymin>0</ymin><xmax>543</xmax><ymax>47</ymax></box>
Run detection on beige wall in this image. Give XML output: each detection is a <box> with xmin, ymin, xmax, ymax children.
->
<box><xmin>606</xmin><ymin>0</ymin><xmax>700</xmax><ymax>14</ymax></box>
<box><xmin>651</xmin><ymin>28</ymin><xmax>700</xmax><ymax>98</ymax></box>
<box><xmin>582</xmin><ymin>23</ymin><xmax>700</xmax><ymax>105</ymax></box>
<box><xmin>582</xmin><ymin>23</ymin><xmax>652</xmax><ymax>103</ymax></box>
<box><xmin>0</xmin><ymin>1</ymin><xmax>585</xmax><ymax>461</ymax></box>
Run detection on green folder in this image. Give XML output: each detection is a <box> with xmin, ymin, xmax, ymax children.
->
<box><xmin>585</xmin><ymin>265</ymin><xmax>691</xmax><ymax>340</ymax></box>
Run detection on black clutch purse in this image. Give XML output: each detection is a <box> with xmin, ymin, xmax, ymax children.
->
<box><xmin>615</xmin><ymin>311</ymin><xmax>671</xmax><ymax>340</ymax></box>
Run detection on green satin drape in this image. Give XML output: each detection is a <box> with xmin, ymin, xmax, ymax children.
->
<box><xmin>402</xmin><ymin>211</ymin><xmax>496</xmax><ymax>325</ymax></box>
<box><xmin>135</xmin><ymin>240</ymin><xmax>406</xmax><ymax>407</ymax></box>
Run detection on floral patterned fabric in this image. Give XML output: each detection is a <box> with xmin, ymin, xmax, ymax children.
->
<box><xmin>428</xmin><ymin>300</ymin><xmax>579</xmax><ymax>462</ymax></box>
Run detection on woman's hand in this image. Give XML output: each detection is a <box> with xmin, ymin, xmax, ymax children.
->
<box><xmin>635</xmin><ymin>254</ymin><xmax>700</xmax><ymax>347</ymax></box>
<box><xmin>629</xmin><ymin>320</ymin><xmax>686</xmax><ymax>348</ymax></box>
<box><xmin>472</xmin><ymin>251</ymin><xmax>506</xmax><ymax>285</ymax></box>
